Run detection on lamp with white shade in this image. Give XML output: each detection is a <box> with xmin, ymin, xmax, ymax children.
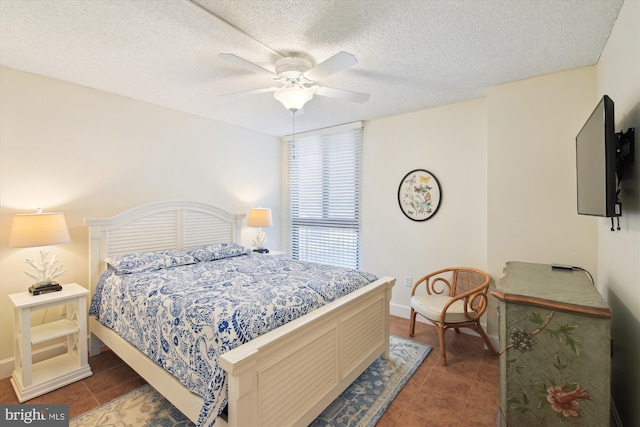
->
<box><xmin>9</xmin><ymin>209</ymin><xmax>71</xmax><ymax>294</ymax></box>
<box><xmin>247</xmin><ymin>207</ymin><xmax>273</xmax><ymax>253</ymax></box>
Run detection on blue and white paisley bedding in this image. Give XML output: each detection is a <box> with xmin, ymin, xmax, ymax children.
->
<box><xmin>89</xmin><ymin>251</ymin><xmax>377</xmax><ymax>426</ymax></box>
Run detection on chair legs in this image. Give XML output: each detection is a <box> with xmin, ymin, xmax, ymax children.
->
<box><xmin>473</xmin><ymin>320</ymin><xmax>498</xmax><ymax>355</ymax></box>
<box><xmin>409</xmin><ymin>308</ymin><xmax>416</xmax><ymax>336</ymax></box>
<box><xmin>409</xmin><ymin>314</ymin><xmax>497</xmax><ymax>365</ymax></box>
<box><xmin>437</xmin><ymin>324</ymin><xmax>447</xmax><ymax>365</ymax></box>
<box><xmin>437</xmin><ymin>321</ymin><xmax>497</xmax><ymax>366</ymax></box>
<box><xmin>410</xmin><ymin>313</ymin><xmax>452</xmax><ymax>365</ymax></box>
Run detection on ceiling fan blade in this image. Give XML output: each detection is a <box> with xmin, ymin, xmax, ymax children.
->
<box><xmin>219</xmin><ymin>53</ymin><xmax>277</xmax><ymax>76</ymax></box>
<box><xmin>220</xmin><ymin>87</ymin><xmax>278</xmax><ymax>97</ymax></box>
<box><xmin>304</xmin><ymin>51</ymin><xmax>358</xmax><ymax>81</ymax></box>
<box><xmin>314</xmin><ymin>86</ymin><xmax>370</xmax><ymax>103</ymax></box>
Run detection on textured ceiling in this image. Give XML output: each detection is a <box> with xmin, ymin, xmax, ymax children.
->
<box><xmin>0</xmin><ymin>0</ymin><xmax>624</xmax><ymax>136</ymax></box>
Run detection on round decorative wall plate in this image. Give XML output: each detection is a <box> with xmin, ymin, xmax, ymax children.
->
<box><xmin>397</xmin><ymin>169</ymin><xmax>442</xmax><ymax>221</ymax></box>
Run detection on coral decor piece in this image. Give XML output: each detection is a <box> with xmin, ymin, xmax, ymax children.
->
<box><xmin>25</xmin><ymin>250</ymin><xmax>66</xmax><ymax>285</ymax></box>
<box><xmin>252</xmin><ymin>229</ymin><xmax>267</xmax><ymax>250</ymax></box>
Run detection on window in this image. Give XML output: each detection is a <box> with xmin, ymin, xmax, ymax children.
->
<box><xmin>285</xmin><ymin>122</ymin><xmax>363</xmax><ymax>269</ymax></box>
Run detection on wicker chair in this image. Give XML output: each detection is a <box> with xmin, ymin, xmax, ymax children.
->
<box><xmin>409</xmin><ymin>267</ymin><xmax>497</xmax><ymax>365</ymax></box>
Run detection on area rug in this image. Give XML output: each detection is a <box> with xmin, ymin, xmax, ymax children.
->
<box><xmin>71</xmin><ymin>335</ymin><xmax>430</xmax><ymax>427</ymax></box>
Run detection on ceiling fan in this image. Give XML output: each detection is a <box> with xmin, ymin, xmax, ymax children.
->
<box><xmin>219</xmin><ymin>51</ymin><xmax>370</xmax><ymax>112</ymax></box>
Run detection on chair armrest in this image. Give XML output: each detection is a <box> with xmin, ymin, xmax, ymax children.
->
<box><xmin>410</xmin><ymin>268</ymin><xmax>455</xmax><ymax>297</ymax></box>
<box><xmin>440</xmin><ymin>285</ymin><xmax>489</xmax><ymax>323</ymax></box>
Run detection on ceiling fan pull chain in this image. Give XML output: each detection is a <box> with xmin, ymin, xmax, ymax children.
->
<box><xmin>292</xmin><ymin>111</ymin><xmax>296</xmax><ymax>144</ymax></box>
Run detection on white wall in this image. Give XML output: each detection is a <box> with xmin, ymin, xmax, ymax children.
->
<box><xmin>486</xmin><ymin>67</ymin><xmax>599</xmax><ymax>336</ymax></box>
<box><xmin>361</xmin><ymin>99</ymin><xmax>487</xmax><ymax>313</ymax></box>
<box><xmin>0</xmin><ymin>66</ymin><xmax>281</xmax><ymax>364</ymax></box>
<box><xmin>361</xmin><ymin>66</ymin><xmax>598</xmax><ymax>340</ymax></box>
<box><xmin>595</xmin><ymin>1</ymin><xmax>640</xmax><ymax>425</ymax></box>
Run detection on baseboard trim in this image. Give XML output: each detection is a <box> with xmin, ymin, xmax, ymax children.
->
<box><xmin>0</xmin><ymin>357</ymin><xmax>12</xmax><ymax>380</ymax></box>
<box><xmin>610</xmin><ymin>397</ymin><xmax>623</xmax><ymax>427</ymax></box>
<box><xmin>0</xmin><ymin>342</ymin><xmax>67</xmax><ymax>380</ymax></box>
<box><xmin>390</xmin><ymin>302</ymin><xmax>499</xmax><ymax>350</ymax></box>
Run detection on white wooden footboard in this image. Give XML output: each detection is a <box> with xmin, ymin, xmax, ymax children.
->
<box><xmin>89</xmin><ymin>276</ymin><xmax>393</xmax><ymax>426</ymax></box>
<box><xmin>221</xmin><ymin>276</ymin><xmax>394</xmax><ymax>427</ymax></box>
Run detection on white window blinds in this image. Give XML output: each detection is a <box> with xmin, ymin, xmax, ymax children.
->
<box><xmin>286</xmin><ymin>122</ymin><xmax>363</xmax><ymax>269</ymax></box>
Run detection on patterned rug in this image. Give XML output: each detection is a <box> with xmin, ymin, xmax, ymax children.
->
<box><xmin>71</xmin><ymin>335</ymin><xmax>430</xmax><ymax>427</ymax></box>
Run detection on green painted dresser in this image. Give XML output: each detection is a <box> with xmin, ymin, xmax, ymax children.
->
<box><xmin>492</xmin><ymin>261</ymin><xmax>611</xmax><ymax>427</ymax></box>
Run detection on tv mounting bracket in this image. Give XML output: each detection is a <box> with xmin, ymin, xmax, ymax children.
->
<box><xmin>611</xmin><ymin>127</ymin><xmax>635</xmax><ymax>230</ymax></box>
<box><xmin>615</xmin><ymin>127</ymin><xmax>635</xmax><ymax>179</ymax></box>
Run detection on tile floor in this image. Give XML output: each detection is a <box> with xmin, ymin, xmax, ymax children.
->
<box><xmin>0</xmin><ymin>315</ymin><xmax>500</xmax><ymax>426</ymax></box>
<box><xmin>380</xmin><ymin>316</ymin><xmax>500</xmax><ymax>427</ymax></box>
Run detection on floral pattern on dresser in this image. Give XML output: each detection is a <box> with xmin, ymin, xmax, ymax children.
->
<box><xmin>500</xmin><ymin>308</ymin><xmax>607</xmax><ymax>425</ymax></box>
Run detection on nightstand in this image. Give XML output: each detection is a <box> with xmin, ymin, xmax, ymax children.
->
<box><xmin>8</xmin><ymin>283</ymin><xmax>93</xmax><ymax>402</ymax></box>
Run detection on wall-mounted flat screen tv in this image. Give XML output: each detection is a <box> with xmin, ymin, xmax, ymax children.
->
<box><xmin>576</xmin><ymin>95</ymin><xmax>619</xmax><ymax>217</ymax></box>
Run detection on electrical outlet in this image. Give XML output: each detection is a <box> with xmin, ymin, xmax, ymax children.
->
<box><xmin>405</xmin><ymin>276</ymin><xmax>412</xmax><ymax>287</ymax></box>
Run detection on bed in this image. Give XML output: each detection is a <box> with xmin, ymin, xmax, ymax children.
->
<box><xmin>85</xmin><ymin>200</ymin><xmax>395</xmax><ymax>427</ymax></box>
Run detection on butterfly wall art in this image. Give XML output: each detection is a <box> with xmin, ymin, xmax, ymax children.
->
<box><xmin>397</xmin><ymin>169</ymin><xmax>442</xmax><ymax>221</ymax></box>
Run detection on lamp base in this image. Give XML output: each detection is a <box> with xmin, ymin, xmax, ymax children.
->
<box><xmin>29</xmin><ymin>282</ymin><xmax>63</xmax><ymax>295</ymax></box>
<box><xmin>253</xmin><ymin>248</ymin><xmax>270</xmax><ymax>254</ymax></box>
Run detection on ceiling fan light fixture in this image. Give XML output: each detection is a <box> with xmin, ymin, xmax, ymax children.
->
<box><xmin>274</xmin><ymin>86</ymin><xmax>313</xmax><ymax>112</ymax></box>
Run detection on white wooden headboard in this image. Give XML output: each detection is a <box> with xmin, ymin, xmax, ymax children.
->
<box><xmin>85</xmin><ymin>200</ymin><xmax>245</xmax><ymax>296</ymax></box>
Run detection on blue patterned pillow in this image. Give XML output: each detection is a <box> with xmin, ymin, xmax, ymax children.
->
<box><xmin>186</xmin><ymin>242</ymin><xmax>251</xmax><ymax>262</ymax></box>
<box><xmin>106</xmin><ymin>250</ymin><xmax>197</xmax><ymax>274</ymax></box>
